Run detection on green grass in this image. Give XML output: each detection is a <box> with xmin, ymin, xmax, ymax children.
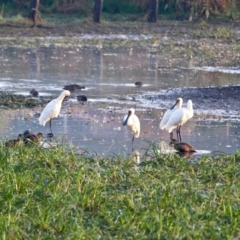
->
<box><xmin>0</xmin><ymin>13</ymin><xmax>28</xmax><ymax>24</ymax></box>
<box><xmin>0</xmin><ymin>143</ymin><xmax>240</xmax><ymax>239</ymax></box>
<box><xmin>0</xmin><ymin>91</ymin><xmax>52</xmax><ymax>109</ymax></box>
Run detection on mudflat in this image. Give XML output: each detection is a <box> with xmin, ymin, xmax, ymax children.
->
<box><xmin>1</xmin><ymin>18</ymin><xmax>240</xmax><ymax>114</ymax></box>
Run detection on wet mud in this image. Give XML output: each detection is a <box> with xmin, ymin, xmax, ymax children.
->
<box><xmin>1</xmin><ymin>84</ymin><xmax>240</xmax><ymax>118</ymax></box>
<box><xmin>146</xmin><ymin>85</ymin><xmax>240</xmax><ymax>116</ymax></box>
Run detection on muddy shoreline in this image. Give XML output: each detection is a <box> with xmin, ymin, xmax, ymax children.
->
<box><xmin>145</xmin><ymin>85</ymin><xmax>240</xmax><ymax>117</ymax></box>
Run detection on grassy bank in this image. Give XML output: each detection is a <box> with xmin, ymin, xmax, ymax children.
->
<box><xmin>0</xmin><ymin>143</ymin><xmax>239</xmax><ymax>239</ymax></box>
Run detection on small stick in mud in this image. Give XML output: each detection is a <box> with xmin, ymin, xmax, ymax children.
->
<box><xmin>29</xmin><ymin>0</ymin><xmax>40</xmax><ymax>27</ymax></box>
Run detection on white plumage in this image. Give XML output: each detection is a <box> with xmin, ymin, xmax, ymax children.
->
<box><xmin>159</xmin><ymin>97</ymin><xmax>183</xmax><ymax>130</ymax></box>
<box><xmin>122</xmin><ymin>108</ymin><xmax>140</xmax><ymax>151</ymax></box>
<box><xmin>39</xmin><ymin>90</ymin><xmax>70</xmax><ymax>134</ymax></box>
<box><xmin>165</xmin><ymin>99</ymin><xmax>194</xmax><ymax>142</ymax></box>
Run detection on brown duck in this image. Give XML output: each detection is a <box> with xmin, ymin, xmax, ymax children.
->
<box><xmin>24</xmin><ymin>132</ymin><xmax>43</xmax><ymax>145</ymax></box>
<box><xmin>170</xmin><ymin>139</ymin><xmax>196</xmax><ymax>152</ymax></box>
<box><xmin>5</xmin><ymin>134</ymin><xmax>23</xmax><ymax>148</ymax></box>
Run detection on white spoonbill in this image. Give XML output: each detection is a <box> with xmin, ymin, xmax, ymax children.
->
<box><xmin>165</xmin><ymin>99</ymin><xmax>194</xmax><ymax>142</ymax></box>
<box><xmin>122</xmin><ymin>108</ymin><xmax>140</xmax><ymax>152</ymax></box>
<box><xmin>39</xmin><ymin>90</ymin><xmax>70</xmax><ymax>135</ymax></box>
<box><xmin>159</xmin><ymin>97</ymin><xmax>183</xmax><ymax>139</ymax></box>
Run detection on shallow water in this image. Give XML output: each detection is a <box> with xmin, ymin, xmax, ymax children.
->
<box><xmin>0</xmin><ymin>46</ymin><xmax>240</xmax><ymax>156</ymax></box>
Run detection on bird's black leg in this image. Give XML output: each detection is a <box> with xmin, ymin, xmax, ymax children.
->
<box><xmin>177</xmin><ymin>125</ymin><xmax>182</xmax><ymax>142</ymax></box>
<box><xmin>170</xmin><ymin>131</ymin><xmax>173</xmax><ymax>140</ymax></box>
<box><xmin>179</xmin><ymin>125</ymin><xmax>182</xmax><ymax>142</ymax></box>
<box><xmin>49</xmin><ymin>119</ymin><xmax>52</xmax><ymax>133</ymax></box>
<box><xmin>47</xmin><ymin>119</ymin><xmax>54</xmax><ymax>139</ymax></box>
<box><xmin>132</xmin><ymin>135</ymin><xmax>135</xmax><ymax>152</ymax></box>
<box><xmin>176</xmin><ymin>127</ymin><xmax>181</xmax><ymax>142</ymax></box>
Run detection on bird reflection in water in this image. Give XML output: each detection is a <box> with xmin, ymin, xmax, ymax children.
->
<box><xmin>176</xmin><ymin>151</ymin><xmax>195</xmax><ymax>158</ymax></box>
<box><xmin>131</xmin><ymin>150</ymin><xmax>140</xmax><ymax>164</ymax></box>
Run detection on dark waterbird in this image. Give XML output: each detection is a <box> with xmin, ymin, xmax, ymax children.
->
<box><xmin>77</xmin><ymin>95</ymin><xmax>87</xmax><ymax>103</ymax></box>
<box><xmin>23</xmin><ymin>130</ymin><xmax>31</xmax><ymax>137</ymax></box>
<box><xmin>30</xmin><ymin>88</ymin><xmax>39</xmax><ymax>97</ymax></box>
<box><xmin>24</xmin><ymin>132</ymin><xmax>43</xmax><ymax>145</ymax></box>
<box><xmin>5</xmin><ymin>134</ymin><xmax>23</xmax><ymax>148</ymax></box>
<box><xmin>170</xmin><ymin>139</ymin><xmax>196</xmax><ymax>153</ymax></box>
<box><xmin>135</xmin><ymin>82</ymin><xmax>143</xmax><ymax>87</ymax></box>
<box><xmin>63</xmin><ymin>84</ymin><xmax>85</xmax><ymax>91</ymax></box>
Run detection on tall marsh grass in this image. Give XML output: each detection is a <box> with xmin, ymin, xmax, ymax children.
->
<box><xmin>0</xmin><ymin>143</ymin><xmax>239</xmax><ymax>238</ymax></box>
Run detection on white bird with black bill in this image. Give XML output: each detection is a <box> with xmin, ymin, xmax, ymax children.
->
<box><xmin>122</xmin><ymin>108</ymin><xmax>140</xmax><ymax>152</ymax></box>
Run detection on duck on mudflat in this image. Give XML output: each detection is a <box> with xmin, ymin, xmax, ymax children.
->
<box><xmin>77</xmin><ymin>95</ymin><xmax>87</xmax><ymax>103</ymax></box>
<box><xmin>135</xmin><ymin>81</ymin><xmax>143</xmax><ymax>87</ymax></box>
<box><xmin>30</xmin><ymin>88</ymin><xmax>39</xmax><ymax>97</ymax></box>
